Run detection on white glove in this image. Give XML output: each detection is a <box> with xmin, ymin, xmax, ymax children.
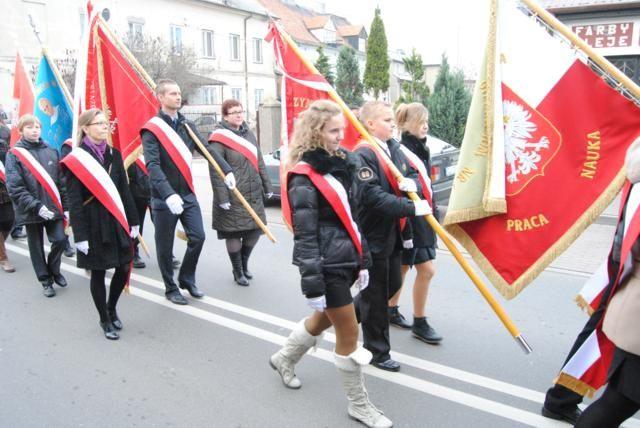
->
<box><xmin>403</xmin><ymin>239</ymin><xmax>414</xmax><ymax>249</ymax></box>
<box><xmin>64</xmin><ymin>211</ymin><xmax>69</xmax><ymax>222</ymax></box>
<box><xmin>165</xmin><ymin>194</ymin><xmax>184</xmax><ymax>215</ymax></box>
<box><xmin>356</xmin><ymin>269</ymin><xmax>369</xmax><ymax>292</ymax></box>
<box><xmin>75</xmin><ymin>240</ymin><xmax>89</xmax><ymax>255</ymax></box>
<box><xmin>219</xmin><ymin>202</ymin><xmax>231</xmax><ymax>210</ymax></box>
<box><xmin>306</xmin><ymin>295</ymin><xmax>326</xmax><ymax>312</ymax></box>
<box><xmin>414</xmin><ymin>200</ymin><xmax>433</xmax><ymax>216</ymax></box>
<box><xmin>130</xmin><ymin>225</ymin><xmax>140</xmax><ymax>239</ymax></box>
<box><xmin>38</xmin><ymin>205</ymin><xmax>55</xmax><ymax>220</ymax></box>
<box><xmin>398</xmin><ymin>178</ymin><xmax>417</xmax><ymax>193</ymax></box>
<box><xmin>266</xmin><ymin>192</ymin><xmax>274</xmax><ymax>199</ymax></box>
<box><xmin>224</xmin><ymin>172</ymin><xmax>236</xmax><ymax>189</ymax></box>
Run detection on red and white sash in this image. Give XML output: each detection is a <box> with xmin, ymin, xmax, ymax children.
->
<box><xmin>135</xmin><ymin>154</ymin><xmax>148</xmax><ymax>176</ymax></box>
<box><xmin>0</xmin><ymin>159</ymin><xmax>5</xmax><ymax>183</ymax></box>
<box><xmin>355</xmin><ymin>141</ymin><xmax>407</xmax><ymax>231</ymax></box>
<box><xmin>61</xmin><ymin>148</ymin><xmax>130</xmax><ymax>233</ymax></box>
<box><xmin>399</xmin><ymin>144</ymin><xmax>433</xmax><ymax>208</ymax></box>
<box><xmin>10</xmin><ymin>147</ymin><xmax>63</xmax><ymax>216</ymax></box>
<box><xmin>557</xmin><ymin>181</ymin><xmax>640</xmax><ymax>397</ymax></box>
<box><xmin>282</xmin><ymin>162</ymin><xmax>363</xmax><ymax>259</ymax></box>
<box><xmin>142</xmin><ymin>117</ymin><xmax>194</xmax><ymax>193</ymax></box>
<box><xmin>209</xmin><ymin>129</ymin><xmax>259</xmax><ymax>172</ymax></box>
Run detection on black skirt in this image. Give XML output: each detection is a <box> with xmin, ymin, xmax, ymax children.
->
<box><xmin>608</xmin><ymin>347</ymin><xmax>640</xmax><ymax>403</ymax></box>
<box><xmin>217</xmin><ymin>228</ymin><xmax>262</xmax><ymax>240</ymax></box>
<box><xmin>402</xmin><ymin>245</ymin><xmax>436</xmax><ymax>266</ymax></box>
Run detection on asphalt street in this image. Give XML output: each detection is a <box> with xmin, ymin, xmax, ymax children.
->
<box><xmin>1</xmin><ymin>200</ymin><xmax>639</xmax><ymax>427</ymax></box>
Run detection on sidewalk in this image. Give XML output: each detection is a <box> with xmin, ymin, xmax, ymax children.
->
<box><xmin>192</xmin><ymin>158</ymin><xmax>615</xmax><ymax>276</ymax></box>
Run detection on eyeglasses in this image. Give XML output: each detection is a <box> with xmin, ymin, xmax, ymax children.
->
<box><xmin>89</xmin><ymin>121</ymin><xmax>110</xmax><ymax>127</ymax></box>
<box><xmin>227</xmin><ymin>110</ymin><xmax>244</xmax><ymax>115</ymax></box>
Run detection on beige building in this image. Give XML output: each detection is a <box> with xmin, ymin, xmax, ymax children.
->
<box><xmin>0</xmin><ymin>0</ymin><xmax>277</xmax><ymax>122</ymax></box>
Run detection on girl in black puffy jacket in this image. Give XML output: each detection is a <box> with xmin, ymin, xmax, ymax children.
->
<box><xmin>269</xmin><ymin>100</ymin><xmax>392</xmax><ymax>428</ymax></box>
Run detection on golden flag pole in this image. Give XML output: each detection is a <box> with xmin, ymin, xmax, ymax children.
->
<box><xmin>521</xmin><ymin>0</ymin><xmax>640</xmax><ymax>99</ymax></box>
<box><xmin>275</xmin><ymin>21</ymin><xmax>531</xmax><ymax>353</ymax></box>
<box><xmin>95</xmin><ymin>17</ymin><xmax>276</xmax><ymax>244</ymax></box>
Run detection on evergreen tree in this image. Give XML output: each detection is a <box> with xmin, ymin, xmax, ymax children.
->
<box><xmin>335</xmin><ymin>46</ymin><xmax>364</xmax><ymax>106</ymax></box>
<box><xmin>428</xmin><ymin>54</ymin><xmax>471</xmax><ymax>148</ymax></box>
<box><xmin>396</xmin><ymin>49</ymin><xmax>430</xmax><ymax>106</ymax></box>
<box><xmin>363</xmin><ymin>7</ymin><xmax>389</xmax><ymax>99</ymax></box>
<box><xmin>314</xmin><ymin>46</ymin><xmax>334</xmax><ymax>85</ymax></box>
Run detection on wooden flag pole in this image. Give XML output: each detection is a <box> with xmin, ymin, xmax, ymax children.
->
<box><xmin>184</xmin><ymin>124</ymin><xmax>277</xmax><ymax>243</ymax></box>
<box><xmin>95</xmin><ymin>17</ymin><xmax>276</xmax><ymax>243</ymax></box>
<box><xmin>276</xmin><ymin>22</ymin><xmax>531</xmax><ymax>353</ymax></box>
<box><xmin>521</xmin><ymin>0</ymin><xmax>640</xmax><ymax>100</ymax></box>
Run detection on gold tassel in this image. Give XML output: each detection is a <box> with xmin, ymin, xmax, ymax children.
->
<box><xmin>554</xmin><ymin>372</ymin><xmax>596</xmax><ymax>398</ymax></box>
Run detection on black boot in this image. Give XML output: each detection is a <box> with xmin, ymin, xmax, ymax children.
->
<box><xmin>229</xmin><ymin>251</ymin><xmax>249</xmax><ymax>286</ymax></box>
<box><xmin>388</xmin><ymin>306</ymin><xmax>412</xmax><ymax>329</ymax></box>
<box><xmin>241</xmin><ymin>245</ymin><xmax>254</xmax><ymax>279</ymax></box>
<box><xmin>412</xmin><ymin>317</ymin><xmax>442</xmax><ymax>344</ymax></box>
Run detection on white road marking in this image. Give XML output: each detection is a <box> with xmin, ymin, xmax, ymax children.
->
<box><xmin>7</xmin><ymin>243</ymin><xmax>640</xmax><ymax>428</ymax></box>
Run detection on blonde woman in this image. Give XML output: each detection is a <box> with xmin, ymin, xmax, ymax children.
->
<box><xmin>63</xmin><ymin>109</ymin><xmax>139</xmax><ymax>340</ymax></box>
<box><xmin>389</xmin><ymin>103</ymin><xmax>442</xmax><ymax>344</ymax></box>
<box><xmin>270</xmin><ymin>100</ymin><xmax>392</xmax><ymax>428</ymax></box>
<box><xmin>354</xmin><ymin>101</ymin><xmax>431</xmax><ymax>372</ymax></box>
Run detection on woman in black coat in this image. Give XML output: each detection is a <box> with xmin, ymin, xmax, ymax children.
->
<box><xmin>208</xmin><ymin>99</ymin><xmax>272</xmax><ymax>286</ymax></box>
<box><xmin>269</xmin><ymin>100</ymin><xmax>392</xmax><ymax>428</ymax></box>
<box><xmin>389</xmin><ymin>103</ymin><xmax>442</xmax><ymax>344</ymax></box>
<box><xmin>0</xmin><ymin>118</ymin><xmax>15</xmax><ymax>273</ymax></box>
<box><xmin>65</xmin><ymin>109</ymin><xmax>139</xmax><ymax>340</ymax></box>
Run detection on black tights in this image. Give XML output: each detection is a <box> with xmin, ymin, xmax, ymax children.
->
<box><xmin>90</xmin><ymin>264</ymin><xmax>131</xmax><ymax>323</ymax></box>
<box><xmin>225</xmin><ymin>233</ymin><xmax>260</xmax><ymax>253</ymax></box>
<box><xmin>575</xmin><ymin>384</ymin><xmax>639</xmax><ymax>428</ymax></box>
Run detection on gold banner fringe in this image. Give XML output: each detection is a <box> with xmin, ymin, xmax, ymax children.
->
<box><xmin>442</xmin><ymin>206</ymin><xmax>494</xmax><ymax>226</ymax></box>
<box><xmin>445</xmin><ymin>170</ymin><xmax>626</xmax><ymax>299</ymax></box>
<box><xmin>575</xmin><ymin>294</ymin><xmax>596</xmax><ymax>316</ymax></box>
<box><xmin>482</xmin><ymin>197</ymin><xmax>506</xmax><ymax>214</ymax></box>
<box><xmin>481</xmin><ymin>0</ymin><xmax>499</xmax><ymax>207</ymax></box>
<box><xmin>554</xmin><ymin>372</ymin><xmax>595</xmax><ymax>398</ymax></box>
<box><xmin>124</xmin><ymin>145</ymin><xmax>144</xmax><ymax>170</ymax></box>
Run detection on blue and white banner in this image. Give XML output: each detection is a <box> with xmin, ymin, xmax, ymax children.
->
<box><xmin>34</xmin><ymin>53</ymin><xmax>72</xmax><ymax>152</ymax></box>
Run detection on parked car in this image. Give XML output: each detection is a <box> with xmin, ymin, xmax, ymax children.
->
<box><xmin>193</xmin><ymin>113</ymin><xmax>218</xmax><ymax>139</ymax></box>
<box><xmin>263</xmin><ymin>135</ymin><xmax>459</xmax><ymax>209</ymax></box>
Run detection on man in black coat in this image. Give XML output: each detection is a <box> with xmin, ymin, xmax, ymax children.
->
<box><xmin>355</xmin><ymin>137</ymin><xmax>431</xmax><ymax>371</ymax></box>
<box><xmin>141</xmin><ymin>79</ymin><xmax>234</xmax><ymax>305</ymax></box>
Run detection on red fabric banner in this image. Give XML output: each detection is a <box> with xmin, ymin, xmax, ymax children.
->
<box><xmin>10</xmin><ymin>53</ymin><xmax>35</xmax><ymax>146</ymax></box>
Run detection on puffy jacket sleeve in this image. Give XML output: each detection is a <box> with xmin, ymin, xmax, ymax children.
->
<box><xmin>208</xmin><ymin>142</ymin><xmax>231</xmax><ymax>206</ymax></box>
<box><xmin>257</xmin><ymin>150</ymin><xmax>273</xmax><ymax>195</ymax></box>
<box><xmin>289</xmin><ymin>174</ymin><xmax>325</xmax><ymax>298</ymax></box>
<box><xmin>141</xmin><ymin>129</ymin><xmax>175</xmax><ymax>200</ymax></box>
<box><xmin>355</xmin><ymin>147</ymin><xmax>416</xmax><ymax>219</ymax></box>
<box><xmin>5</xmin><ymin>152</ymin><xmax>42</xmax><ymax>214</ymax></box>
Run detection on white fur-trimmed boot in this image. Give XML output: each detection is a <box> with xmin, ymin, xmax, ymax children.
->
<box><xmin>269</xmin><ymin>318</ymin><xmax>321</xmax><ymax>389</ymax></box>
<box><xmin>335</xmin><ymin>348</ymin><xmax>393</xmax><ymax>428</ymax></box>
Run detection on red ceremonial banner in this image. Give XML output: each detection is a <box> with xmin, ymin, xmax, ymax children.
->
<box><xmin>10</xmin><ymin>52</ymin><xmax>35</xmax><ymax>146</ymax></box>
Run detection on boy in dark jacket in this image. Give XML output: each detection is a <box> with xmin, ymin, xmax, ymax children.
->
<box><xmin>5</xmin><ymin>115</ymin><xmax>67</xmax><ymax>297</ymax></box>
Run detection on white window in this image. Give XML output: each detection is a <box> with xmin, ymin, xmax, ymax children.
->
<box><xmin>358</xmin><ymin>37</ymin><xmax>366</xmax><ymax>52</ymax></box>
<box><xmin>202</xmin><ymin>30</ymin><xmax>214</xmax><ymax>58</ymax></box>
<box><xmin>254</xmin><ymin>88</ymin><xmax>264</xmax><ymax>111</ymax></box>
<box><xmin>229</xmin><ymin>34</ymin><xmax>240</xmax><ymax>61</ymax></box>
<box><xmin>252</xmin><ymin>38</ymin><xmax>263</xmax><ymax>63</ymax></box>
<box><xmin>128</xmin><ymin>21</ymin><xmax>144</xmax><ymax>50</ymax></box>
<box><xmin>202</xmin><ymin>86</ymin><xmax>217</xmax><ymax>105</ymax></box>
<box><xmin>170</xmin><ymin>25</ymin><xmax>183</xmax><ymax>54</ymax></box>
<box><xmin>231</xmin><ymin>87</ymin><xmax>242</xmax><ymax>101</ymax></box>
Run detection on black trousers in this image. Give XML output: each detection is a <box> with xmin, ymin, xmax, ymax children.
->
<box><xmin>25</xmin><ymin>219</ymin><xmax>65</xmax><ymax>285</ymax></box>
<box><xmin>355</xmin><ymin>250</ymin><xmax>403</xmax><ymax>363</ymax></box>
<box><xmin>133</xmin><ymin>198</ymin><xmax>148</xmax><ymax>255</ymax></box>
<box><xmin>152</xmin><ymin>198</ymin><xmax>205</xmax><ymax>294</ymax></box>
<box><xmin>544</xmin><ymin>271</ymin><xmax>616</xmax><ymax>411</ymax></box>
